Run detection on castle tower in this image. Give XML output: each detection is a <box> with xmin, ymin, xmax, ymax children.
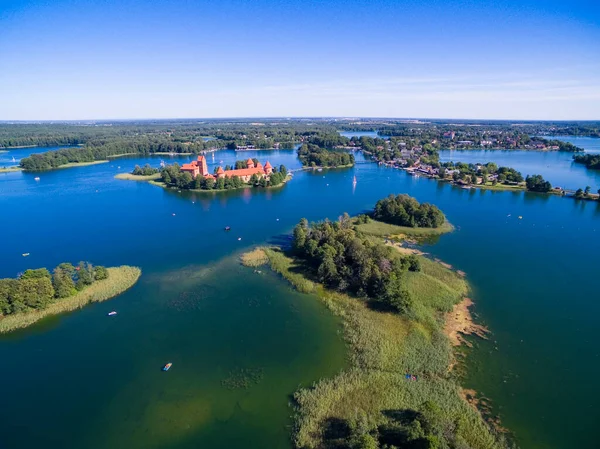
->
<box><xmin>198</xmin><ymin>156</ymin><xmax>209</xmax><ymax>177</ymax></box>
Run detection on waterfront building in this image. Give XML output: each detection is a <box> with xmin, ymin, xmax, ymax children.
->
<box><xmin>180</xmin><ymin>156</ymin><xmax>273</xmax><ymax>182</ymax></box>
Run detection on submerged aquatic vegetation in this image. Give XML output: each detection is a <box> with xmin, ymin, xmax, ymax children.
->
<box><xmin>221</xmin><ymin>367</ymin><xmax>265</xmax><ymax>390</ymax></box>
<box><xmin>244</xmin><ymin>227</ymin><xmax>506</xmax><ymax>449</ymax></box>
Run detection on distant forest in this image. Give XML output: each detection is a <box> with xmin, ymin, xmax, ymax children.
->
<box><xmin>0</xmin><ymin>119</ymin><xmax>595</xmax><ymax>170</ymax></box>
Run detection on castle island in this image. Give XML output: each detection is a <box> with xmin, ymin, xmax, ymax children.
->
<box><xmin>181</xmin><ymin>156</ymin><xmax>273</xmax><ymax>182</ymax></box>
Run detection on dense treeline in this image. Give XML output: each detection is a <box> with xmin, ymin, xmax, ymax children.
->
<box><xmin>293</xmin><ymin>215</ymin><xmax>421</xmax><ymax>313</ymax></box>
<box><xmin>0</xmin><ymin>262</ymin><xmax>108</xmax><ymax>316</ymax></box>
<box><xmin>306</xmin><ymin>133</ymin><xmax>350</xmax><ymax>148</ymax></box>
<box><xmin>160</xmin><ymin>163</ymin><xmax>288</xmax><ymax>190</ymax></box>
<box><xmin>340</xmin><ymin>120</ymin><xmax>600</xmax><ymax>139</ymax></box>
<box><xmin>573</xmin><ymin>153</ymin><xmax>600</xmax><ymax>169</ymax></box>
<box><xmin>373</xmin><ymin>194</ymin><xmax>446</xmax><ymax>228</ymax></box>
<box><xmin>132</xmin><ymin>164</ymin><xmax>159</xmax><ymax>176</ymax></box>
<box><xmin>297</xmin><ymin>144</ymin><xmax>355</xmax><ymax>167</ymax></box>
<box><xmin>525</xmin><ymin>174</ymin><xmax>552</xmax><ymax>192</ymax></box>
<box><xmin>19</xmin><ymin>137</ymin><xmax>223</xmax><ymax>170</ymax></box>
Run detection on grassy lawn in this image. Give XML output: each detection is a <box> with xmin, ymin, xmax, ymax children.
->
<box><xmin>56</xmin><ymin>160</ymin><xmax>109</xmax><ymax>169</ymax></box>
<box><xmin>475</xmin><ymin>182</ymin><xmax>525</xmax><ymax>192</ymax></box>
<box><xmin>114</xmin><ymin>172</ymin><xmax>161</xmax><ymax>181</ymax></box>
<box><xmin>355</xmin><ymin>219</ymin><xmax>454</xmax><ymax>238</ymax></box>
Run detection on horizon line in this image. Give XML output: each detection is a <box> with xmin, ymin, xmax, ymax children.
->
<box><xmin>1</xmin><ymin>116</ymin><xmax>599</xmax><ymax>124</ymax></box>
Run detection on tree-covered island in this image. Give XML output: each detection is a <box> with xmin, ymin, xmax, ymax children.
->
<box><xmin>116</xmin><ymin>157</ymin><xmax>289</xmax><ymax>191</ymax></box>
<box><xmin>0</xmin><ymin>262</ymin><xmax>141</xmax><ymax>333</ymax></box>
<box><xmin>241</xmin><ymin>196</ymin><xmax>508</xmax><ymax>449</ymax></box>
<box><xmin>573</xmin><ymin>153</ymin><xmax>600</xmax><ymax>170</ymax></box>
<box><xmin>297</xmin><ymin>143</ymin><xmax>355</xmax><ymax>168</ymax></box>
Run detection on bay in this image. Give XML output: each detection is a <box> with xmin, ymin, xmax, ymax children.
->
<box><xmin>439</xmin><ymin>137</ymin><xmax>600</xmax><ymax>191</ymax></box>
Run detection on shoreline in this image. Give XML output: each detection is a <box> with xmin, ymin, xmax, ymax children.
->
<box><xmin>0</xmin><ymin>166</ymin><xmax>22</xmax><ymax>173</ymax></box>
<box><xmin>302</xmin><ymin>163</ymin><xmax>354</xmax><ymax>170</ymax></box>
<box><xmin>22</xmin><ymin>160</ymin><xmax>110</xmax><ymax>172</ymax></box>
<box><xmin>240</xmin><ymin>220</ymin><xmax>505</xmax><ymax>448</ymax></box>
<box><xmin>0</xmin><ymin>145</ymin><xmax>39</xmax><ymax>149</ymax></box>
<box><xmin>108</xmin><ymin>152</ymin><xmax>195</xmax><ymax>159</ymax></box>
<box><xmin>444</xmin><ymin>297</ymin><xmax>488</xmax><ymax>348</ymax></box>
<box><xmin>0</xmin><ymin>266</ymin><xmax>141</xmax><ymax>334</ymax></box>
<box><xmin>115</xmin><ymin>171</ymin><xmax>292</xmax><ymax>193</ymax></box>
<box><xmin>385</xmin><ymin>164</ymin><xmax>596</xmax><ymax>200</ymax></box>
<box><xmin>114</xmin><ymin>172</ymin><xmax>161</xmax><ymax>181</ymax></box>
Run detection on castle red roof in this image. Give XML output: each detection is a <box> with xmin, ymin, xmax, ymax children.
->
<box><xmin>216</xmin><ymin>166</ymin><xmax>225</xmax><ymax>174</ymax></box>
<box><xmin>264</xmin><ymin>161</ymin><xmax>272</xmax><ymax>168</ymax></box>
<box><xmin>223</xmin><ymin>167</ymin><xmax>264</xmax><ymax>178</ymax></box>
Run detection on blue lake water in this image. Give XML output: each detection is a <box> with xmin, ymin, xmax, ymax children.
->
<box><xmin>1</xmin><ymin>144</ymin><xmax>600</xmax><ymax>448</ymax></box>
<box><xmin>340</xmin><ymin>131</ymin><xmax>381</xmax><ymax>139</ymax></box>
<box><xmin>439</xmin><ymin>136</ymin><xmax>600</xmax><ymax>191</ymax></box>
<box><xmin>0</xmin><ymin>145</ymin><xmax>76</xmax><ymax>167</ymax></box>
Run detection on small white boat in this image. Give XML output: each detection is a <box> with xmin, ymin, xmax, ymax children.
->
<box><xmin>108</xmin><ymin>311</ymin><xmax>117</xmax><ymax>316</ymax></box>
<box><xmin>22</xmin><ymin>253</ymin><xmax>30</xmax><ymax>257</ymax></box>
<box><xmin>34</xmin><ymin>177</ymin><xmax>40</xmax><ymax>181</ymax></box>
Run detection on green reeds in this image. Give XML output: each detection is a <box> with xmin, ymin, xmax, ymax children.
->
<box><xmin>0</xmin><ymin>266</ymin><xmax>141</xmax><ymax>333</ymax></box>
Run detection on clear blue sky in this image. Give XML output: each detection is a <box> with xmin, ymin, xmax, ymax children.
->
<box><xmin>0</xmin><ymin>0</ymin><xmax>598</xmax><ymax>120</ymax></box>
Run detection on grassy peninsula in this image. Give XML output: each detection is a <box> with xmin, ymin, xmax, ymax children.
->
<box><xmin>0</xmin><ymin>264</ymin><xmax>141</xmax><ymax>333</ymax></box>
<box><xmin>115</xmin><ymin>172</ymin><xmax>162</xmax><ymax>181</ymax></box>
<box><xmin>241</xmin><ymin>198</ymin><xmax>506</xmax><ymax>449</ymax></box>
<box><xmin>0</xmin><ymin>166</ymin><xmax>22</xmax><ymax>173</ymax></box>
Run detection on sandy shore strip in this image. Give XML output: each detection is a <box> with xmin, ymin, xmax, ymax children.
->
<box><xmin>444</xmin><ymin>297</ymin><xmax>489</xmax><ymax>347</ymax></box>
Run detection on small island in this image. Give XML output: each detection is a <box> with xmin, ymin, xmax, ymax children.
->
<box><xmin>116</xmin><ymin>157</ymin><xmax>290</xmax><ymax>192</ymax></box>
<box><xmin>0</xmin><ymin>261</ymin><xmax>141</xmax><ymax>333</ymax></box>
<box><xmin>573</xmin><ymin>153</ymin><xmax>600</xmax><ymax>170</ymax></box>
<box><xmin>241</xmin><ymin>196</ymin><xmax>505</xmax><ymax>449</ymax></box>
<box><xmin>297</xmin><ymin>143</ymin><xmax>355</xmax><ymax>168</ymax></box>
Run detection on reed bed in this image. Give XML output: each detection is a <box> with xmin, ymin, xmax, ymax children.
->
<box><xmin>240</xmin><ymin>248</ymin><xmax>269</xmax><ymax>267</ymax></box>
<box><xmin>260</xmin><ymin>248</ymin><xmax>505</xmax><ymax>449</ymax></box>
<box><xmin>114</xmin><ymin>173</ymin><xmax>161</xmax><ymax>181</ymax></box>
<box><xmin>0</xmin><ymin>266</ymin><xmax>141</xmax><ymax>333</ymax></box>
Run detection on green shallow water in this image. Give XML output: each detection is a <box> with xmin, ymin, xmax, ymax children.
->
<box><xmin>1</xmin><ymin>143</ymin><xmax>600</xmax><ymax>448</ymax></box>
<box><xmin>0</xmin><ymin>256</ymin><xmax>346</xmax><ymax>449</ymax></box>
